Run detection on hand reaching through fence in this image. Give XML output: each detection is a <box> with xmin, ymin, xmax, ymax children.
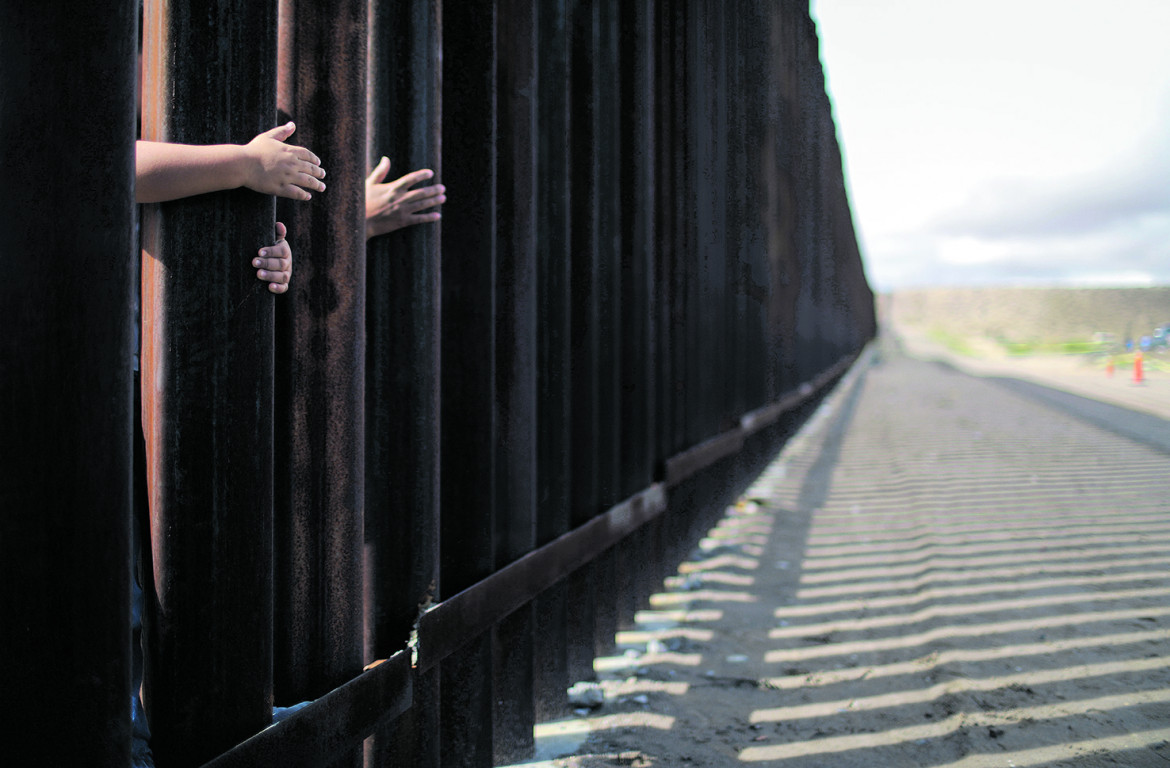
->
<box><xmin>364</xmin><ymin>155</ymin><xmax>445</xmax><ymax>240</ymax></box>
<box><xmin>134</xmin><ymin>122</ymin><xmax>326</xmax><ymax>203</ymax></box>
<box><xmin>253</xmin><ymin>222</ymin><xmax>293</xmax><ymax>294</ymax></box>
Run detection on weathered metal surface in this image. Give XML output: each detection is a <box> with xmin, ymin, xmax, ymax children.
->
<box><xmin>201</xmin><ymin>651</ymin><xmax>411</xmax><ymax>768</ymax></box>
<box><xmin>23</xmin><ymin>2</ymin><xmax>880</xmax><ymax>763</ymax></box>
<box><xmin>618</xmin><ymin>0</ymin><xmax>657</xmax><ymax>501</ymax></box>
<box><xmin>0</xmin><ymin>2</ymin><xmax>137</xmax><ymax>764</ymax></box>
<box><xmin>533</xmin><ymin>0</ymin><xmax>573</xmax><ymax>721</ymax></box>
<box><xmin>565</xmin><ymin>0</ymin><xmax>601</xmax><ymax>687</ymax></box>
<box><xmin>273</xmin><ymin>0</ymin><xmax>367</xmax><ymax>719</ymax></box>
<box><xmin>365</xmin><ymin>0</ymin><xmax>442</xmax><ymax>658</ymax></box>
<box><xmin>139</xmin><ymin>1</ymin><xmax>277</xmax><ymax>764</ymax></box>
<box><xmin>417</xmin><ymin>485</ymin><xmax>667</xmax><ymax>672</ymax></box>
<box><xmin>439</xmin><ymin>1</ymin><xmax>497</xmax><ymax>762</ymax></box>
<box><xmin>364</xmin><ymin>1</ymin><xmax>442</xmax><ymax>764</ymax></box>
<box><xmin>493</xmin><ymin>0</ymin><xmax>539</xmax><ymax>759</ymax></box>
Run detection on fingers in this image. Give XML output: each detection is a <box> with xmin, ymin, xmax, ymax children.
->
<box><xmin>295</xmin><ymin>146</ymin><xmax>323</xmax><ymax>168</ymax></box>
<box><xmin>409</xmin><ymin>211</ymin><xmax>442</xmax><ymax>224</ymax></box>
<box><xmin>397</xmin><ymin>184</ymin><xmax>446</xmax><ymax>207</ymax></box>
<box><xmin>280</xmin><ymin>183</ymin><xmax>313</xmax><ymax>202</ymax></box>
<box><xmin>295</xmin><ymin>170</ymin><xmax>327</xmax><ymax>193</ymax></box>
<box><xmin>262</xmin><ymin>121</ymin><xmax>297</xmax><ymax>142</ymax></box>
<box><xmin>301</xmin><ymin>160</ymin><xmax>326</xmax><ymax>181</ymax></box>
<box><xmin>255</xmin><ymin>236</ymin><xmax>292</xmax><ymax>293</ymax></box>
<box><xmin>389</xmin><ymin>169</ymin><xmax>435</xmax><ymax>191</ymax></box>
<box><xmin>367</xmin><ymin>156</ymin><xmax>391</xmax><ymax>186</ymax></box>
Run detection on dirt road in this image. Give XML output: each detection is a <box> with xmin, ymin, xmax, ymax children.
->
<box><xmin>511</xmin><ymin>335</ymin><xmax>1170</xmax><ymax>767</ymax></box>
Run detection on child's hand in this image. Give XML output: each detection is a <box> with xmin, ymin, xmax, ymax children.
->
<box><xmin>243</xmin><ymin>123</ymin><xmax>327</xmax><ymax>201</ymax></box>
<box><xmin>365</xmin><ymin>156</ymin><xmax>445</xmax><ymax>240</ymax></box>
<box><xmin>254</xmin><ymin>222</ymin><xmax>292</xmax><ymax>294</ymax></box>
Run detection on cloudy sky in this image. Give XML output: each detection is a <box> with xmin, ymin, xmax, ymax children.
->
<box><xmin>810</xmin><ymin>0</ymin><xmax>1170</xmax><ymax>292</ymax></box>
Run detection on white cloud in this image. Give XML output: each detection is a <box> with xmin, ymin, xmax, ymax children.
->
<box><xmin>813</xmin><ymin>0</ymin><xmax>1170</xmax><ymax>290</ymax></box>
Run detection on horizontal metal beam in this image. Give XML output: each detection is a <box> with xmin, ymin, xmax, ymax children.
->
<box><xmin>418</xmin><ymin>348</ymin><xmax>861</xmax><ymax>672</ymax></box>
<box><xmin>740</xmin><ymin>352</ymin><xmax>857</xmax><ymax>436</ymax></box>
<box><xmin>663</xmin><ymin>430</ymin><xmax>746</xmax><ymax>487</ymax></box>
<box><xmin>199</xmin><ymin>346</ymin><xmax>865</xmax><ymax>762</ymax></box>
<box><xmin>417</xmin><ymin>483</ymin><xmax>667</xmax><ymax>672</ymax></box>
<box><xmin>201</xmin><ymin>651</ymin><xmax>412</xmax><ymax>768</ymax></box>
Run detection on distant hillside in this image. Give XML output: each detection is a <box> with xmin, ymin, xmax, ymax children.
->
<box><xmin>881</xmin><ymin>287</ymin><xmax>1170</xmax><ymax>343</ymax></box>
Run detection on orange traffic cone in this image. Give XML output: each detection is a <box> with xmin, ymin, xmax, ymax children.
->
<box><xmin>1106</xmin><ymin>358</ymin><xmax>1114</xmax><ymax>377</ymax></box>
<box><xmin>1134</xmin><ymin>351</ymin><xmax>1144</xmax><ymax>384</ymax></box>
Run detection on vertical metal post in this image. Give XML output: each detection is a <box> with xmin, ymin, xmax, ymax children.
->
<box><xmin>765</xmin><ymin>4</ymin><xmax>801</xmax><ymax>396</ymax></box>
<box><xmin>590</xmin><ymin>0</ymin><xmax>621</xmax><ymax>659</ymax></box>
<box><xmin>274</xmin><ymin>0</ymin><xmax>367</xmax><ymax>732</ymax></box>
<box><xmin>493</xmin><ymin>0</ymin><xmax>538</xmax><ymax>760</ymax></box>
<box><xmin>533</xmin><ymin>0</ymin><xmax>574</xmax><ymax>723</ymax></box>
<box><xmin>617</xmin><ymin>0</ymin><xmax>657</xmax><ymax>625</ymax></box>
<box><xmin>566</xmin><ymin>0</ymin><xmax>600</xmax><ymax>685</ymax></box>
<box><xmin>440</xmin><ymin>1</ymin><xmax>497</xmax><ymax>763</ymax></box>
<box><xmin>0</xmin><ymin>2</ymin><xmax>136</xmax><ymax>764</ymax></box>
<box><xmin>365</xmin><ymin>0</ymin><xmax>442</xmax><ymax>764</ymax></box>
<box><xmin>139</xmin><ymin>1</ymin><xmax>277</xmax><ymax>764</ymax></box>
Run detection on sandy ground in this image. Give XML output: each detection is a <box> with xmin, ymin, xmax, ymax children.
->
<box><xmin>892</xmin><ymin>325</ymin><xmax>1170</xmax><ymax>422</ymax></box>
<box><xmin>503</xmin><ymin>330</ymin><xmax>1170</xmax><ymax>768</ymax></box>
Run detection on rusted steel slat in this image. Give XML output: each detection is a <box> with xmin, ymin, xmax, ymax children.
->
<box><xmin>594</xmin><ymin>0</ymin><xmax>621</xmax><ymax>513</ymax></box>
<box><xmin>616</xmin><ymin>2</ymin><xmax>656</xmax><ymax>634</ymax></box>
<box><xmin>365</xmin><ymin>1</ymin><xmax>442</xmax><ymax>765</ymax></box>
<box><xmin>140</xmin><ymin>1</ymin><xmax>277</xmax><ymax>763</ymax></box>
<box><xmin>533</xmin><ymin>0</ymin><xmax>573</xmax><ymax>722</ymax></box>
<box><xmin>493</xmin><ymin>0</ymin><xmax>539</xmax><ymax>759</ymax></box>
<box><xmin>653</xmin><ymin>0</ymin><xmax>679</xmax><ymax>467</ymax></box>
<box><xmin>0</xmin><ymin>3</ymin><xmax>136</xmax><ymax>764</ymax></box>
<box><xmin>201</xmin><ymin>651</ymin><xmax>411</xmax><ymax>768</ymax></box>
<box><xmin>417</xmin><ymin>485</ymin><xmax>668</xmax><ymax>673</ymax></box>
<box><xmin>365</xmin><ymin>0</ymin><xmax>442</xmax><ymax>658</ymax></box>
<box><xmin>618</xmin><ymin>0</ymin><xmax>656</xmax><ymax>501</ymax></box>
<box><xmin>566</xmin><ymin>0</ymin><xmax>600</xmax><ymax>687</ymax></box>
<box><xmin>439</xmin><ymin>0</ymin><xmax>497</xmax><ymax>762</ymax></box>
<box><xmin>591</xmin><ymin>0</ymin><xmax>621</xmax><ymax>662</ymax></box>
<box><xmin>273</xmin><ymin>0</ymin><xmax>367</xmax><ymax>719</ymax></box>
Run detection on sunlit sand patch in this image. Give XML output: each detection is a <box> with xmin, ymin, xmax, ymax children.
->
<box><xmin>770</xmin><ymin>585</ymin><xmax>1170</xmax><ymax>638</ymax></box>
<box><xmin>634</xmin><ymin>609</ymin><xmax>723</xmax><ymax>626</ymax></box>
<box><xmin>805</xmin><ymin>508</ymin><xmax>1170</xmax><ymax>542</ymax></box>
<box><xmin>499</xmin><ymin>716</ymin><xmax>675</xmax><ymax>767</ymax></box>
<box><xmin>797</xmin><ymin>545</ymin><xmax>1170</xmax><ymax>585</ymax></box>
<box><xmin>698</xmin><ymin>534</ymin><xmax>770</xmax><ymax>549</ymax></box>
<box><xmin>779</xmin><ymin>570</ymin><xmax>1170</xmax><ymax>618</ymax></box>
<box><xmin>678</xmin><ymin>554</ymin><xmax>759</xmax><ymax>573</ymax></box>
<box><xmin>928</xmin><ymin>727</ymin><xmax>1170</xmax><ymax>768</ymax></box>
<box><xmin>664</xmin><ymin>571</ymin><xmax>754</xmax><ymax>588</ymax></box>
<box><xmin>599</xmin><ymin>678</ymin><xmax>690</xmax><ymax>698</ymax></box>
<box><xmin>762</xmin><ymin>628</ymin><xmax>1170</xmax><ymax>690</ymax></box>
<box><xmin>649</xmin><ymin>590</ymin><xmax>757</xmax><ymax>607</ymax></box>
<box><xmin>802</xmin><ymin>518</ymin><xmax>1170</xmax><ymax>558</ymax></box>
<box><xmin>535</xmin><ymin>713</ymin><xmax>676</xmax><ymax>737</ymax></box>
<box><xmin>795</xmin><ymin>556</ymin><xmax>1170</xmax><ymax>599</ymax></box>
<box><xmin>800</xmin><ymin>530</ymin><xmax>1170</xmax><ymax>569</ymax></box>
<box><xmin>615</xmin><ymin>628</ymin><xmax>715</xmax><ymax>645</ymax></box>
<box><xmin>750</xmin><ymin>655</ymin><xmax>1170</xmax><ymax>722</ymax></box>
<box><xmin>594</xmin><ymin>652</ymin><xmax>703</xmax><ymax>673</ymax></box>
<box><xmin>739</xmin><ymin>690</ymin><xmax>1170</xmax><ymax>762</ymax></box>
<box><xmin>764</xmin><ymin>605</ymin><xmax>1170</xmax><ymax>663</ymax></box>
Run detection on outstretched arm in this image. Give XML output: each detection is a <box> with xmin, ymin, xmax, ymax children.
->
<box><xmin>365</xmin><ymin>156</ymin><xmax>445</xmax><ymax>241</ymax></box>
<box><xmin>136</xmin><ymin>122</ymin><xmax>326</xmax><ymax>203</ymax></box>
